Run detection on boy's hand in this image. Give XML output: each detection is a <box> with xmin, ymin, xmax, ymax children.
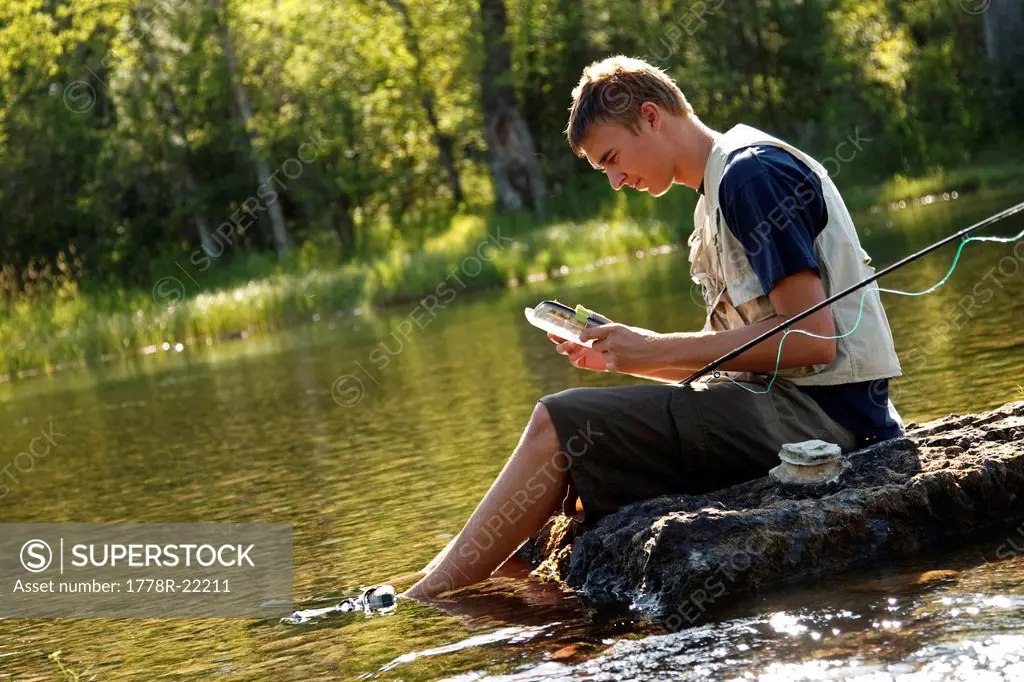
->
<box><xmin>579</xmin><ymin>323</ymin><xmax>666</xmax><ymax>374</ymax></box>
<box><xmin>547</xmin><ymin>333</ymin><xmax>609</xmax><ymax>372</ymax></box>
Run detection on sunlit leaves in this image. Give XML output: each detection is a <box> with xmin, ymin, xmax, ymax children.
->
<box><xmin>0</xmin><ymin>0</ymin><xmax>1017</xmax><ymax>293</ymax></box>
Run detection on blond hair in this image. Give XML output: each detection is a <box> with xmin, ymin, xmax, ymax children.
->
<box><xmin>565</xmin><ymin>56</ymin><xmax>693</xmax><ymax>158</ymax></box>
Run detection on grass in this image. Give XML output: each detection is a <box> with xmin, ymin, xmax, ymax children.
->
<box><xmin>3</xmin><ymin>160</ymin><xmax>1023</xmax><ymax>379</ymax></box>
<box><xmin>48</xmin><ymin>650</ymin><xmax>92</xmax><ymax>681</ymax></box>
<box><xmin>841</xmin><ymin>162</ymin><xmax>1024</xmax><ymax>212</ymax></box>
<box><xmin>0</xmin><ymin>212</ymin><xmax>678</xmax><ymax>377</ymax></box>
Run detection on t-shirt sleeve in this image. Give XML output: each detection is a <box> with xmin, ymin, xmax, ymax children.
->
<box><xmin>719</xmin><ymin>150</ymin><xmax>825</xmax><ymax>299</ymax></box>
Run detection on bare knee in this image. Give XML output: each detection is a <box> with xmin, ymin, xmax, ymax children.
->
<box><xmin>528</xmin><ymin>401</ymin><xmax>556</xmax><ymax>436</ymax></box>
<box><xmin>523</xmin><ymin>402</ymin><xmax>564</xmax><ymax>462</ymax></box>
<box><xmin>523</xmin><ymin>402</ymin><xmax>575</xmax><ymax>512</ymax></box>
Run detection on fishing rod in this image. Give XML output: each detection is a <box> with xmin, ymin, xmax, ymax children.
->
<box><xmin>678</xmin><ymin>199</ymin><xmax>1024</xmax><ymax>387</ymax></box>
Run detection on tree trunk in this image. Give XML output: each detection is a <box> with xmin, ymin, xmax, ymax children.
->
<box><xmin>478</xmin><ymin>0</ymin><xmax>546</xmax><ymax>220</ymax></box>
<box><xmin>134</xmin><ymin>3</ymin><xmax>218</xmax><ymax>257</ymax></box>
<box><xmin>180</xmin><ymin>167</ymin><xmax>219</xmax><ymax>257</ymax></box>
<box><xmin>211</xmin><ymin>0</ymin><xmax>291</xmax><ymax>257</ymax></box>
<box><xmin>982</xmin><ymin>0</ymin><xmax>1024</xmax><ymax>102</ymax></box>
<box><xmin>383</xmin><ymin>0</ymin><xmax>464</xmax><ymax>205</ymax></box>
<box><xmin>335</xmin><ymin>194</ymin><xmax>356</xmax><ymax>254</ymax></box>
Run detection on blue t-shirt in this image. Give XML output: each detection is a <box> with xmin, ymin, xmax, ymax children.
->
<box><xmin>710</xmin><ymin>145</ymin><xmax>902</xmax><ymax>445</ymax></box>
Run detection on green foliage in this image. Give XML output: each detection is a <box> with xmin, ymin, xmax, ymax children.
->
<box><xmin>841</xmin><ymin>162</ymin><xmax>1024</xmax><ymax>210</ymax></box>
<box><xmin>0</xmin><ymin>212</ymin><xmax>678</xmax><ymax>373</ymax></box>
<box><xmin>1</xmin><ymin>0</ymin><xmax>1023</xmax><ymax>371</ymax></box>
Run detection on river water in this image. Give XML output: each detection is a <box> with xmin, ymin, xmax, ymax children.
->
<box><xmin>0</xmin><ymin>190</ymin><xmax>1022</xmax><ymax>680</ymax></box>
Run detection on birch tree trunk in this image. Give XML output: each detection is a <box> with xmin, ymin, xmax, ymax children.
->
<box><xmin>383</xmin><ymin>0</ymin><xmax>464</xmax><ymax>205</ymax></box>
<box><xmin>211</xmin><ymin>0</ymin><xmax>291</xmax><ymax>257</ymax></box>
<box><xmin>982</xmin><ymin>0</ymin><xmax>1024</xmax><ymax>102</ymax></box>
<box><xmin>180</xmin><ymin>167</ymin><xmax>219</xmax><ymax>257</ymax></box>
<box><xmin>134</xmin><ymin>2</ymin><xmax>218</xmax><ymax>257</ymax></box>
<box><xmin>478</xmin><ymin>0</ymin><xmax>546</xmax><ymax>220</ymax></box>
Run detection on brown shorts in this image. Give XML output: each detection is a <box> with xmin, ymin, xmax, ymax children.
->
<box><xmin>538</xmin><ymin>376</ymin><xmax>858</xmax><ymax>524</ymax></box>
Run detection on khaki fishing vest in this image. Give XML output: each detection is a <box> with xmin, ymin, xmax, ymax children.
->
<box><xmin>688</xmin><ymin>124</ymin><xmax>902</xmax><ymax>386</ymax></box>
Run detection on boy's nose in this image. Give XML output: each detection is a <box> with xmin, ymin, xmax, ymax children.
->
<box><xmin>608</xmin><ymin>170</ymin><xmax>626</xmax><ymax>191</ymax></box>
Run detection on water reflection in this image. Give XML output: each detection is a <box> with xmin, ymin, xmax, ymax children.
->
<box><xmin>446</xmin><ymin>550</ymin><xmax>1024</xmax><ymax>681</ymax></box>
<box><xmin>0</xmin><ymin>190</ymin><xmax>1021</xmax><ymax>679</ymax></box>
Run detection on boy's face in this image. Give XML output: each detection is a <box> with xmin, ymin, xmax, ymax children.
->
<box><xmin>580</xmin><ymin>112</ymin><xmax>676</xmax><ymax>197</ymax></box>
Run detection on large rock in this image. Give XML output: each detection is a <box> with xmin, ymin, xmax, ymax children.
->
<box><xmin>517</xmin><ymin>399</ymin><xmax>1024</xmax><ymax>624</ymax></box>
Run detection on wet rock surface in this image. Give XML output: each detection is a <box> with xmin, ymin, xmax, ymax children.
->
<box><xmin>517</xmin><ymin>399</ymin><xmax>1024</xmax><ymax>619</ymax></box>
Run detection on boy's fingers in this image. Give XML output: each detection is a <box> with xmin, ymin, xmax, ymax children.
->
<box><xmin>547</xmin><ymin>333</ymin><xmax>567</xmax><ymax>344</ymax></box>
<box><xmin>579</xmin><ymin>324</ymin><xmax>614</xmax><ymax>343</ymax></box>
<box><xmin>557</xmin><ymin>341</ymin><xmax>581</xmax><ymax>355</ymax></box>
<box><xmin>568</xmin><ymin>347</ymin><xmax>589</xmax><ymax>364</ymax></box>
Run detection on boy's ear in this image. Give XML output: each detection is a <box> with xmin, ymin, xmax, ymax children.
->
<box><xmin>639</xmin><ymin>101</ymin><xmax>661</xmax><ymax>130</ymax></box>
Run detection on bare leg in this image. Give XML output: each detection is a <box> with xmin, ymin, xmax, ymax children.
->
<box><xmin>403</xmin><ymin>402</ymin><xmax>569</xmax><ymax>600</ymax></box>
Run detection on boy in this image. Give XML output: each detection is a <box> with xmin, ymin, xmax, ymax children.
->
<box><xmin>403</xmin><ymin>56</ymin><xmax>902</xmax><ymax>602</ymax></box>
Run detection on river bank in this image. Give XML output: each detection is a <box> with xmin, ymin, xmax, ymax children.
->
<box><xmin>3</xmin><ymin>163</ymin><xmax>1022</xmax><ymax>380</ymax></box>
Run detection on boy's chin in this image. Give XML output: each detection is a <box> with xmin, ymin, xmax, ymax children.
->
<box><xmin>649</xmin><ymin>181</ymin><xmax>673</xmax><ymax>197</ymax></box>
